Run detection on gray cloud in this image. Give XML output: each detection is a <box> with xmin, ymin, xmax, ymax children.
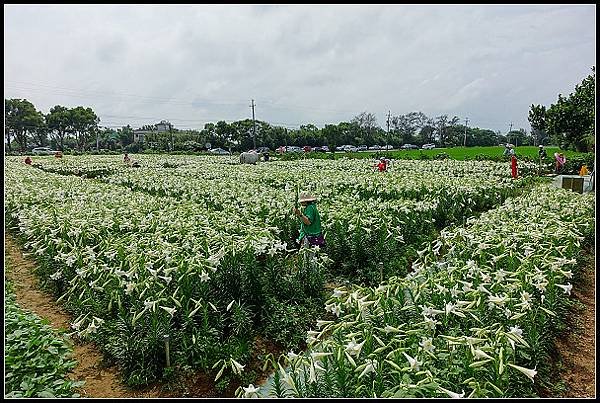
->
<box><xmin>4</xmin><ymin>4</ymin><xmax>596</xmax><ymax>132</ymax></box>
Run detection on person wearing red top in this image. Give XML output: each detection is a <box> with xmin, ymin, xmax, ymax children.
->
<box><xmin>511</xmin><ymin>154</ymin><xmax>518</xmax><ymax>179</ymax></box>
<box><xmin>376</xmin><ymin>157</ymin><xmax>388</xmax><ymax>172</ymax></box>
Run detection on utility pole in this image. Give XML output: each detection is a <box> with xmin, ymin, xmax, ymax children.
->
<box><xmin>386</xmin><ymin>110</ymin><xmax>391</xmax><ymax>149</ymax></box>
<box><xmin>250</xmin><ymin>99</ymin><xmax>256</xmax><ymax>150</ymax></box>
<box><xmin>463</xmin><ymin>118</ymin><xmax>469</xmax><ymax>147</ymax></box>
<box><xmin>508</xmin><ymin>122</ymin><xmax>513</xmax><ymax>146</ymax></box>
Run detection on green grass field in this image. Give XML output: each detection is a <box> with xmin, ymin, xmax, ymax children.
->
<box><xmin>336</xmin><ymin>146</ymin><xmax>587</xmax><ymax>160</ymax></box>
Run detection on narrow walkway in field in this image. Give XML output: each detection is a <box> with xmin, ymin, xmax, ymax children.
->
<box><xmin>4</xmin><ymin>234</ymin><xmax>276</xmax><ymax>398</ymax></box>
<box><xmin>4</xmin><ymin>235</ymin><xmax>158</xmax><ymax>398</ymax></box>
<box><xmin>554</xmin><ymin>247</ymin><xmax>596</xmax><ymax>398</ymax></box>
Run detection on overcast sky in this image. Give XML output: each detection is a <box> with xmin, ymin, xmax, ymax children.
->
<box><xmin>4</xmin><ymin>4</ymin><xmax>596</xmax><ymax>134</ymax></box>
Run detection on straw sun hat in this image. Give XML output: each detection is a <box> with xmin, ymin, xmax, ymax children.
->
<box><xmin>298</xmin><ymin>192</ymin><xmax>317</xmax><ymax>203</ymax></box>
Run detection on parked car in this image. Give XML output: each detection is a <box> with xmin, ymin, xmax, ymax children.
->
<box><xmin>287</xmin><ymin>146</ymin><xmax>303</xmax><ymax>153</ymax></box>
<box><xmin>209</xmin><ymin>147</ymin><xmax>229</xmax><ymax>155</ymax></box>
<box><xmin>320</xmin><ymin>145</ymin><xmax>329</xmax><ymax>152</ymax></box>
<box><xmin>382</xmin><ymin>144</ymin><xmax>394</xmax><ymax>150</ymax></box>
<box><xmin>357</xmin><ymin>145</ymin><xmax>368</xmax><ymax>151</ymax></box>
<box><xmin>421</xmin><ymin>143</ymin><xmax>436</xmax><ymax>150</ymax></box>
<box><xmin>256</xmin><ymin>146</ymin><xmax>270</xmax><ymax>153</ymax></box>
<box><xmin>31</xmin><ymin>146</ymin><xmax>57</xmax><ymax>155</ymax></box>
<box><xmin>276</xmin><ymin>146</ymin><xmax>286</xmax><ymax>153</ymax></box>
<box><xmin>344</xmin><ymin>145</ymin><xmax>358</xmax><ymax>152</ymax></box>
<box><xmin>368</xmin><ymin>145</ymin><xmax>381</xmax><ymax>150</ymax></box>
<box><xmin>401</xmin><ymin>144</ymin><xmax>418</xmax><ymax>150</ymax></box>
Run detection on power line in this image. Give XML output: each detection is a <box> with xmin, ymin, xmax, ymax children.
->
<box><xmin>6</xmin><ymin>80</ymin><xmax>363</xmax><ymax>117</ymax></box>
<box><xmin>5</xmin><ymin>80</ymin><xmax>248</xmax><ymax>106</ymax></box>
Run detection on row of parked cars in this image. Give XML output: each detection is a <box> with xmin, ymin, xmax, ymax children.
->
<box><xmin>276</xmin><ymin>144</ymin><xmax>436</xmax><ymax>152</ymax></box>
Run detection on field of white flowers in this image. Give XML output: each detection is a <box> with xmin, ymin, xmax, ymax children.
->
<box><xmin>4</xmin><ymin>155</ymin><xmax>593</xmax><ymax>397</ymax></box>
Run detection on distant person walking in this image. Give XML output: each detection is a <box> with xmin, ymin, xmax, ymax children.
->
<box><xmin>511</xmin><ymin>154</ymin><xmax>518</xmax><ymax>179</ymax></box>
<box><xmin>554</xmin><ymin>152</ymin><xmax>566</xmax><ymax>174</ymax></box>
<box><xmin>375</xmin><ymin>157</ymin><xmax>388</xmax><ymax>172</ymax></box>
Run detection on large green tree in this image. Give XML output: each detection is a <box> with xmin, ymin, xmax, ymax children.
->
<box><xmin>70</xmin><ymin>106</ymin><xmax>100</xmax><ymax>151</ymax></box>
<box><xmin>5</xmin><ymin>98</ymin><xmax>44</xmax><ymax>152</ymax></box>
<box><xmin>537</xmin><ymin>67</ymin><xmax>595</xmax><ymax>152</ymax></box>
<box><xmin>46</xmin><ymin>105</ymin><xmax>73</xmax><ymax>151</ymax></box>
<box><xmin>528</xmin><ymin>104</ymin><xmax>547</xmax><ymax>145</ymax></box>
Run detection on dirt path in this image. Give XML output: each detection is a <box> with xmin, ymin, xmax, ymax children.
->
<box><xmin>553</xmin><ymin>248</ymin><xmax>596</xmax><ymax>398</ymax></box>
<box><xmin>4</xmin><ymin>235</ymin><xmax>152</xmax><ymax>398</ymax></box>
<box><xmin>4</xmin><ymin>234</ymin><xmax>281</xmax><ymax>398</ymax></box>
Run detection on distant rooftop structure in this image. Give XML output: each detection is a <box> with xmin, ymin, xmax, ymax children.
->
<box><xmin>133</xmin><ymin>120</ymin><xmax>172</xmax><ymax>142</ymax></box>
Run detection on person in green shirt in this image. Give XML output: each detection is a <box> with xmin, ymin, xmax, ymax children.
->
<box><xmin>292</xmin><ymin>192</ymin><xmax>325</xmax><ymax>247</ymax></box>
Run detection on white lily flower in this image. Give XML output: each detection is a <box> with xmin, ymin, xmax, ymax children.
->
<box><xmin>345</xmin><ymin>339</ymin><xmax>366</xmax><ymax>356</ymax></box>
<box><xmin>402</xmin><ymin>352</ymin><xmax>420</xmax><ymax>371</ymax></box>
<box><xmin>419</xmin><ymin>337</ymin><xmax>435</xmax><ymax>353</ymax></box>
<box><xmin>158</xmin><ymin>275</ymin><xmax>172</xmax><ymax>284</ymax></box>
<box><xmin>333</xmin><ymin>288</ymin><xmax>346</xmax><ymax>298</ymax></box>
<box><xmin>231</xmin><ymin>358</ymin><xmax>245</xmax><ymax>375</ymax></box>
<box><xmin>311</xmin><ymin>351</ymin><xmax>333</xmax><ymax>360</ymax></box>
<box><xmin>508</xmin><ymin>363</ymin><xmax>537</xmax><ymax>382</ymax></box>
<box><xmin>358</xmin><ymin>359</ymin><xmax>378</xmax><ymax>379</ymax></box>
<box><xmin>383</xmin><ymin>325</ymin><xmax>401</xmax><ymax>334</ymax></box>
<box><xmin>509</xmin><ymin>325</ymin><xmax>523</xmax><ymax>337</ymax></box>
<box><xmin>316</xmin><ymin>320</ymin><xmax>333</xmax><ymax>328</ymax></box>
<box><xmin>160</xmin><ymin>305</ymin><xmax>177</xmax><ymax>317</ymax></box>
<box><xmin>71</xmin><ymin>317</ymin><xmax>86</xmax><ymax>331</ymax></box>
<box><xmin>200</xmin><ymin>271</ymin><xmax>210</xmax><ymax>282</ymax></box>
<box><xmin>438</xmin><ymin>386</ymin><xmax>465</xmax><ymax>398</ymax></box>
<box><xmin>242</xmin><ymin>384</ymin><xmax>260</xmax><ymax>398</ymax></box>
<box><xmin>125</xmin><ymin>282</ymin><xmax>135</xmax><ymax>295</ymax></box>
<box><xmin>520</xmin><ymin>291</ymin><xmax>532</xmax><ymax>303</ymax></box>
<box><xmin>423</xmin><ymin>316</ymin><xmax>438</xmax><ymax>330</ymax></box>
<box><xmin>472</xmin><ymin>348</ymin><xmax>494</xmax><ymax>360</ymax></box>
<box><xmin>308</xmin><ymin>360</ymin><xmax>318</xmax><ymax>383</ymax></box>
<box><xmin>86</xmin><ymin>321</ymin><xmax>98</xmax><ymax>334</ymax></box>
<box><xmin>556</xmin><ymin>283</ymin><xmax>573</xmax><ymax>295</ymax></box>
<box><xmin>561</xmin><ymin>269</ymin><xmax>573</xmax><ymax>279</ymax></box>
<box><xmin>421</xmin><ymin>305</ymin><xmax>444</xmax><ymax>317</ymax></box>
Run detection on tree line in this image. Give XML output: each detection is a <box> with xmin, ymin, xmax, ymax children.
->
<box><xmin>5</xmin><ymin>67</ymin><xmax>593</xmax><ymax>153</ymax></box>
<box><xmin>4</xmin><ymin>101</ymin><xmax>100</xmax><ymax>152</ymax></box>
<box><xmin>4</xmin><ymin>101</ymin><xmax>531</xmax><ymax>153</ymax></box>
<box><xmin>528</xmin><ymin>66</ymin><xmax>595</xmax><ymax>153</ymax></box>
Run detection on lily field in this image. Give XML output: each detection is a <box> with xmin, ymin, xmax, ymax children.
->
<box><xmin>3</xmin><ymin>154</ymin><xmax>595</xmax><ymax>398</ymax></box>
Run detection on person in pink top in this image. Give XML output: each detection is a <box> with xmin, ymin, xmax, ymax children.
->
<box><xmin>554</xmin><ymin>152</ymin><xmax>566</xmax><ymax>173</ymax></box>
